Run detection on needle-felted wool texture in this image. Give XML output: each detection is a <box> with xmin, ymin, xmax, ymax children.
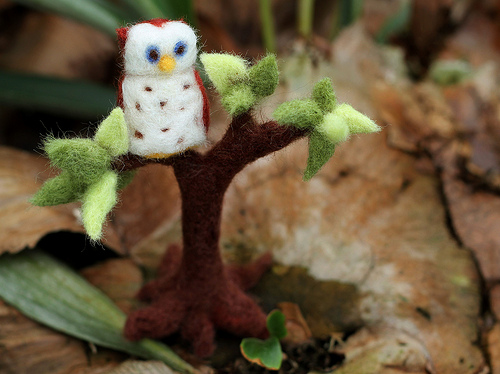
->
<box><xmin>32</xmin><ymin>108</ymin><xmax>132</xmax><ymax>240</ymax></box>
<box><xmin>200</xmin><ymin>53</ymin><xmax>279</xmax><ymax>116</ymax></box>
<box><xmin>273</xmin><ymin>78</ymin><xmax>381</xmax><ymax>180</ymax></box>
<box><xmin>31</xmin><ymin>23</ymin><xmax>380</xmax><ymax>359</ymax></box>
<box><xmin>117</xmin><ymin>19</ymin><xmax>210</xmax><ymax>158</ymax></box>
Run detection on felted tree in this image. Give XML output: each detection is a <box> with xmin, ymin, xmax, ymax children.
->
<box><xmin>31</xmin><ymin>19</ymin><xmax>379</xmax><ymax>358</ymax></box>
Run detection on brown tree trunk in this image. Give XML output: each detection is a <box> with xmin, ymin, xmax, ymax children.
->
<box><xmin>116</xmin><ymin>113</ymin><xmax>307</xmax><ymax>356</ymax></box>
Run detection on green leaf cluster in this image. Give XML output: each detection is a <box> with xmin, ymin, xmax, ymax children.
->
<box><xmin>273</xmin><ymin>78</ymin><xmax>380</xmax><ymax>180</ymax></box>
<box><xmin>200</xmin><ymin>53</ymin><xmax>279</xmax><ymax>116</ymax></box>
<box><xmin>31</xmin><ymin>107</ymin><xmax>133</xmax><ymax>241</ymax></box>
<box><xmin>240</xmin><ymin>310</ymin><xmax>287</xmax><ymax>370</ymax></box>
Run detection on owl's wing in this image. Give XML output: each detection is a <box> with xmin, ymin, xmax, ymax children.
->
<box><xmin>194</xmin><ymin>69</ymin><xmax>210</xmax><ymax>131</ymax></box>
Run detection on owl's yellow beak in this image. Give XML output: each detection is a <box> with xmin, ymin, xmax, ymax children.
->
<box><xmin>158</xmin><ymin>55</ymin><xmax>176</xmax><ymax>73</ymax></box>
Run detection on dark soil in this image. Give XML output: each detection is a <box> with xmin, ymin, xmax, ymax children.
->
<box><xmin>218</xmin><ymin>337</ymin><xmax>345</xmax><ymax>374</ymax></box>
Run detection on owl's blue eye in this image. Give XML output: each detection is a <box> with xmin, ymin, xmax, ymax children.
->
<box><xmin>174</xmin><ymin>41</ymin><xmax>187</xmax><ymax>57</ymax></box>
<box><xmin>146</xmin><ymin>45</ymin><xmax>160</xmax><ymax>63</ymax></box>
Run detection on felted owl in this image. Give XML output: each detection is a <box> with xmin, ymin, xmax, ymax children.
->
<box><xmin>117</xmin><ymin>19</ymin><xmax>210</xmax><ymax>158</ymax></box>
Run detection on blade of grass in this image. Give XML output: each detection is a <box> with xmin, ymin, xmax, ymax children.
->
<box><xmin>0</xmin><ymin>70</ymin><xmax>116</xmax><ymax>119</ymax></box>
<box><xmin>297</xmin><ymin>0</ymin><xmax>315</xmax><ymax>39</ymax></box>
<box><xmin>330</xmin><ymin>0</ymin><xmax>364</xmax><ymax>40</ymax></box>
<box><xmin>375</xmin><ymin>0</ymin><xmax>411</xmax><ymax>44</ymax></box>
<box><xmin>259</xmin><ymin>0</ymin><xmax>276</xmax><ymax>53</ymax></box>
<box><xmin>120</xmin><ymin>0</ymin><xmax>195</xmax><ymax>25</ymax></box>
<box><xmin>120</xmin><ymin>0</ymin><xmax>165</xmax><ymax>19</ymax></box>
<box><xmin>162</xmin><ymin>0</ymin><xmax>196</xmax><ymax>25</ymax></box>
<box><xmin>10</xmin><ymin>0</ymin><xmax>129</xmax><ymax>36</ymax></box>
<box><xmin>0</xmin><ymin>250</ymin><xmax>197</xmax><ymax>374</ymax></box>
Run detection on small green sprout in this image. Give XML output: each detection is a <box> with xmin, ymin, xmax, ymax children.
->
<box><xmin>240</xmin><ymin>310</ymin><xmax>288</xmax><ymax>370</ymax></box>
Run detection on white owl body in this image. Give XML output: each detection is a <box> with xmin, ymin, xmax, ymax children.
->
<box><xmin>119</xmin><ymin>20</ymin><xmax>208</xmax><ymax>158</ymax></box>
<box><xmin>123</xmin><ymin>70</ymin><xmax>206</xmax><ymax>157</ymax></box>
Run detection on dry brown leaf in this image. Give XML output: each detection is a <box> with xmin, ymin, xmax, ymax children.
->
<box><xmin>333</xmin><ymin>327</ymin><xmax>431</xmax><ymax>374</ymax></box>
<box><xmin>221</xmin><ymin>24</ymin><xmax>487</xmax><ymax>373</ymax></box>
<box><xmin>488</xmin><ymin>324</ymin><xmax>500</xmax><ymax>374</ymax></box>
<box><xmin>0</xmin><ymin>147</ymin><xmax>85</xmax><ymax>254</ymax></box>
<box><xmin>0</xmin><ymin>144</ymin><xmax>183</xmax><ymax>260</ymax></box>
<box><xmin>0</xmin><ymin>13</ymin><xmax>114</xmax><ymax>80</ymax></box>
<box><xmin>0</xmin><ymin>299</ymin><xmax>123</xmax><ymax>374</ymax></box>
<box><xmin>111</xmin><ymin>164</ymin><xmax>181</xmax><ymax>268</ymax></box>
<box><xmin>442</xmin><ymin>158</ymin><xmax>500</xmax><ymax>282</ymax></box>
<box><xmin>277</xmin><ymin>302</ymin><xmax>313</xmax><ymax>344</ymax></box>
<box><xmin>80</xmin><ymin>258</ymin><xmax>143</xmax><ymax>315</ymax></box>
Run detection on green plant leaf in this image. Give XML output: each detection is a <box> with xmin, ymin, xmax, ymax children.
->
<box><xmin>119</xmin><ymin>0</ymin><xmax>164</xmax><ymax>19</ymax></box>
<box><xmin>162</xmin><ymin>0</ymin><xmax>196</xmax><ymax>24</ymax></box>
<box><xmin>94</xmin><ymin>107</ymin><xmax>129</xmax><ymax>157</ymax></box>
<box><xmin>258</xmin><ymin>0</ymin><xmax>277</xmax><ymax>53</ymax></box>
<box><xmin>375</xmin><ymin>0</ymin><xmax>411</xmax><ymax>44</ymax></box>
<box><xmin>304</xmin><ymin>130</ymin><xmax>336</xmax><ymax>181</ymax></box>
<box><xmin>429</xmin><ymin>59</ymin><xmax>473</xmax><ymax>86</ymax></box>
<box><xmin>297</xmin><ymin>0</ymin><xmax>315</xmax><ymax>39</ymax></box>
<box><xmin>0</xmin><ymin>250</ymin><xmax>196</xmax><ymax>374</ymax></box>
<box><xmin>10</xmin><ymin>0</ymin><xmax>127</xmax><ymax>36</ymax></box>
<box><xmin>266</xmin><ymin>310</ymin><xmax>287</xmax><ymax>339</ymax></box>
<box><xmin>0</xmin><ymin>71</ymin><xmax>116</xmax><ymax>119</ymax></box>
<box><xmin>240</xmin><ymin>336</ymin><xmax>283</xmax><ymax>370</ymax></box>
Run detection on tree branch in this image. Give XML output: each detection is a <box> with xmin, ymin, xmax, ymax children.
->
<box><xmin>206</xmin><ymin>112</ymin><xmax>308</xmax><ymax>177</ymax></box>
<box><xmin>111</xmin><ymin>112</ymin><xmax>308</xmax><ymax>178</ymax></box>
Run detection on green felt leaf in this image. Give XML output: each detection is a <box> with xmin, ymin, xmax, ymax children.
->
<box><xmin>318</xmin><ymin>112</ymin><xmax>350</xmax><ymax>144</ymax></box>
<box><xmin>94</xmin><ymin>107</ymin><xmax>129</xmax><ymax>157</ymax></box>
<box><xmin>0</xmin><ymin>71</ymin><xmax>116</xmax><ymax>119</ymax></box>
<box><xmin>273</xmin><ymin>99</ymin><xmax>323</xmax><ymax>129</ymax></box>
<box><xmin>221</xmin><ymin>84</ymin><xmax>256</xmax><ymax>116</ymax></box>
<box><xmin>312</xmin><ymin>78</ymin><xmax>336</xmax><ymax>113</ymax></box>
<box><xmin>81</xmin><ymin>170</ymin><xmax>118</xmax><ymax>241</ymax></box>
<box><xmin>266</xmin><ymin>310</ymin><xmax>287</xmax><ymax>339</ymax></box>
<box><xmin>10</xmin><ymin>0</ymin><xmax>126</xmax><ymax>37</ymax></box>
<box><xmin>240</xmin><ymin>336</ymin><xmax>283</xmax><ymax>370</ymax></box>
<box><xmin>249</xmin><ymin>54</ymin><xmax>279</xmax><ymax>99</ymax></box>
<box><xmin>0</xmin><ymin>250</ymin><xmax>196</xmax><ymax>374</ymax></box>
<box><xmin>117</xmin><ymin>170</ymin><xmax>137</xmax><ymax>190</ymax></box>
<box><xmin>334</xmin><ymin>103</ymin><xmax>380</xmax><ymax>135</ymax></box>
<box><xmin>200</xmin><ymin>53</ymin><xmax>249</xmax><ymax>96</ymax></box>
<box><xmin>44</xmin><ymin>138</ymin><xmax>111</xmax><ymax>185</ymax></box>
<box><xmin>30</xmin><ymin>171</ymin><xmax>81</xmax><ymax>206</ymax></box>
<box><xmin>304</xmin><ymin>130</ymin><xmax>336</xmax><ymax>181</ymax></box>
